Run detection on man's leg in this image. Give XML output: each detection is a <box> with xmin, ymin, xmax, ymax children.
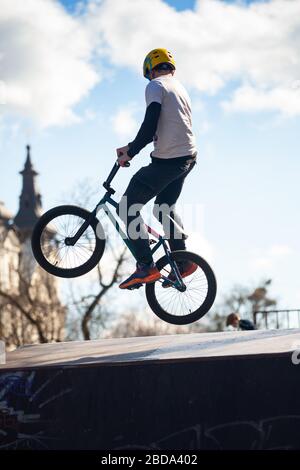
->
<box><xmin>117</xmin><ymin>176</ymin><xmax>161</xmax><ymax>289</ymax></box>
<box><xmin>154</xmin><ymin>160</ymin><xmax>196</xmax><ymax>251</ymax></box>
<box><xmin>117</xmin><ymin>159</ymin><xmax>195</xmax><ymax>289</ymax></box>
<box><xmin>118</xmin><ymin>176</ymin><xmax>156</xmax><ymax>265</ymax></box>
<box><xmin>118</xmin><ymin>159</ymin><xmax>191</xmax><ymax>263</ymax></box>
<box><xmin>153</xmin><ymin>161</ymin><xmax>198</xmax><ymax>286</ymax></box>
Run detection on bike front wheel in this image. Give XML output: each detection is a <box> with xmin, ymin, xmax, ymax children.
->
<box><xmin>145</xmin><ymin>250</ymin><xmax>217</xmax><ymax>325</ymax></box>
<box><xmin>31</xmin><ymin>205</ymin><xmax>105</xmax><ymax>278</ymax></box>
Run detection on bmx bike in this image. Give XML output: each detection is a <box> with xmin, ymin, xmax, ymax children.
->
<box><xmin>31</xmin><ymin>161</ymin><xmax>217</xmax><ymax>325</ymax></box>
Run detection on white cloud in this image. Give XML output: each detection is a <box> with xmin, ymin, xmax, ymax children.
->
<box><xmin>111</xmin><ymin>106</ymin><xmax>139</xmax><ymax>138</ymax></box>
<box><xmin>268</xmin><ymin>244</ymin><xmax>293</xmax><ymax>257</ymax></box>
<box><xmin>222</xmin><ymin>85</ymin><xmax>300</xmax><ymax>117</ymax></box>
<box><xmin>250</xmin><ymin>243</ymin><xmax>293</xmax><ymax>271</ymax></box>
<box><xmin>198</xmin><ymin>119</ymin><xmax>212</xmax><ymax>134</ymax></box>
<box><xmin>187</xmin><ymin>232</ymin><xmax>216</xmax><ymax>264</ymax></box>
<box><xmin>0</xmin><ymin>115</ymin><xmax>21</xmax><ymax>152</ymax></box>
<box><xmin>0</xmin><ymin>80</ymin><xmax>6</xmax><ymax>105</ymax></box>
<box><xmin>85</xmin><ymin>0</ymin><xmax>300</xmax><ymax>116</ymax></box>
<box><xmin>251</xmin><ymin>257</ymin><xmax>273</xmax><ymax>270</ymax></box>
<box><xmin>1</xmin><ymin>0</ymin><xmax>300</xmax><ymax>127</ymax></box>
<box><xmin>0</xmin><ymin>0</ymin><xmax>99</xmax><ymax>127</ymax></box>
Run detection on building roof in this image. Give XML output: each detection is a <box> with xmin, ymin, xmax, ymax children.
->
<box><xmin>14</xmin><ymin>145</ymin><xmax>42</xmax><ymax>233</ymax></box>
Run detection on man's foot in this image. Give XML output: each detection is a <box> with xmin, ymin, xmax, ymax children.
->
<box><xmin>162</xmin><ymin>260</ymin><xmax>198</xmax><ymax>288</ymax></box>
<box><xmin>119</xmin><ymin>262</ymin><xmax>161</xmax><ymax>289</ymax></box>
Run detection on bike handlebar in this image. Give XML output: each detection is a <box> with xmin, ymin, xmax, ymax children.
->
<box><xmin>103</xmin><ymin>160</ymin><xmax>130</xmax><ymax>194</ymax></box>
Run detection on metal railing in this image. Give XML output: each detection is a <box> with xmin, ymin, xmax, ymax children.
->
<box><xmin>254</xmin><ymin>309</ymin><xmax>300</xmax><ymax>329</ymax></box>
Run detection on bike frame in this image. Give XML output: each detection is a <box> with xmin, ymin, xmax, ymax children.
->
<box><xmin>67</xmin><ymin>162</ymin><xmax>184</xmax><ymax>288</ymax></box>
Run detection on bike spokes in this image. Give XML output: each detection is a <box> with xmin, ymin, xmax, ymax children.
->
<box><xmin>145</xmin><ymin>251</ymin><xmax>217</xmax><ymax>325</ymax></box>
<box><xmin>41</xmin><ymin>214</ymin><xmax>96</xmax><ymax>270</ymax></box>
<box><xmin>156</xmin><ymin>266</ymin><xmax>208</xmax><ymax>316</ymax></box>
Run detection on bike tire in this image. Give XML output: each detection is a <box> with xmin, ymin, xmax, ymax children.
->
<box><xmin>145</xmin><ymin>250</ymin><xmax>217</xmax><ymax>325</ymax></box>
<box><xmin>31</xmin><ymin>205</ymin><xmax>105</xmax><ymax>278</ymax></box>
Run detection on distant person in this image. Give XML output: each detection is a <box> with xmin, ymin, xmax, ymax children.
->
<box><xmin>226</xmin><ymin>313</ymin><xmax>240</xmax><ymax>331</ymax></box>
<box><xmin>226</xmin><ymin>312</ymin><xmax>255</xmax><ymax>331</ymax></box>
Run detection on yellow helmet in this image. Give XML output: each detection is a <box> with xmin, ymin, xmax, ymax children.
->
<box><xmin>143</xmin><ymin>48</ymin><xmax>176</xmax><ymax>80</ymax></box>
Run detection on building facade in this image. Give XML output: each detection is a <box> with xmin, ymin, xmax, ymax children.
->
<box><xmin>0</xmin><ymin>146</ymin><xmax>65</xmax><ymax>349</ymax></box>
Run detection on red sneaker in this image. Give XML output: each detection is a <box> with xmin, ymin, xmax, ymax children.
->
<box><xmin>119</xmin><ymin>262</ymin><xmax>161</xmax><ymax>290</ymax></box>
<box><xmin>162</xmin><ymin>260</ymin><xmax>198</xmax><ymax>288</ymax></box>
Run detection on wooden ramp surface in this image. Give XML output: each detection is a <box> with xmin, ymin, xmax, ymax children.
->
<box><xmin>1</xmin><ymin>328</ymin><xmax>300</xmax><ymax>370</ymax></box>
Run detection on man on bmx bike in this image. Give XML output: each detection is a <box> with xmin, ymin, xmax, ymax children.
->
<box><xmin>117</xmin><ymin>48</ymin><xmax>198</xmax><ymax>290</ymax></box>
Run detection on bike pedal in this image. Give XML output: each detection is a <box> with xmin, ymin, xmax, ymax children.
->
<box><xmin>127</xmin><ymin>283</ymin><xmax>143</xmax><ymax>290</ymax></box>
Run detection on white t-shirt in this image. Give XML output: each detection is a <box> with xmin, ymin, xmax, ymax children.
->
<box><xmin>145</xmin><ymin>75</ymin><xmax>197</xmax><ymax>159</ymax></box>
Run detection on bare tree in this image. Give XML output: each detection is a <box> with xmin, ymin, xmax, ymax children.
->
<box><xmin>106</xmin><ymin>311</ymin><xmax>187</xmax><ymax>338</ymax></box>
<box><xmin>67</xmin><ymin>244</ymin><xmax>129</xmax><ymax>340</ymax></box>
<box><xmin>208</xmin><ymin>279</ymin><xmax>277</xmax><ymax>331</ymax></box>
<box><xmin>247</xmin><ymin>279</ymin><xmax>276</xmax><ymax>314</ymax></box>
<box><xmin>62</xmin><ymin>178</ymin><xmax>131</xmax><ymax>340</ymax></box>
<box><xmin>0</xmin><ymin>267</ymin><xmax>65</xmax><ymax>349</ymax></box>
<box><xmin>0</xmin><ymin>179</ymin><xmax>131</xmax><ymax>346</ymax></box>
<box><xmin>105</xmin><ymin>308</ymin><xmax>208</xmax><ymax>338</ymax></box>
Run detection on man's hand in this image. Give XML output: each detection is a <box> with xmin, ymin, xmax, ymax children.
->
<box><xmin>116</xmin><ymin>145</ymin><xmax>132</xmax><ymax>167</ymax></box>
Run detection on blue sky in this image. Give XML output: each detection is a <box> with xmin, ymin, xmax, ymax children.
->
<box><xmin>60</xmin><ymin>0</ymin><xmax>263</xmax><ymax>12</ymax></box>
<box><xmin>61</xmin><ymin>0</ymin><xmax>197</xmax><ymax>12</ymax></box>
<box><xmin>1</xmin><ymin>0</ymin><xmax>300</xmax><ymax>316</ymax></box>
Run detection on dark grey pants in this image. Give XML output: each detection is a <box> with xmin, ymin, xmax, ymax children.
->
<box><xmin>117</xmin><ymin>156</ymin><xmax>196</xmax><ymax>265</ymax></box>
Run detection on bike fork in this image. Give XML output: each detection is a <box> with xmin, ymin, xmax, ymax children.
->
<box><xmin>65</xmin><ymin>209</ymin><xmax>97</xmax><ymax>246</ymax></box>
<box><xmin>162</xmin><ymin>240</ymin><xmax>185</xmax><ymax>290</ymax></box>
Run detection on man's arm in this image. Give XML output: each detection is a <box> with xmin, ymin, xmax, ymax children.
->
<box><xmin>127</xmin><ymin>102</ymin><xmax>161</xmax><ymax>158</ymax></box>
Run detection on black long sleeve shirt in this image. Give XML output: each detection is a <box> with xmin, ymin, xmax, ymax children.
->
<box><xmin>127</xmin><ymin>102</ymin><xmax>161</xmax><ymax>158</ymax></box>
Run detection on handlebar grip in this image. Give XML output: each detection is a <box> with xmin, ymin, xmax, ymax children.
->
<box><xmin>117</xmin><ymin>151</ymin><xmax>130</xmax><ymax>167</ymax></box>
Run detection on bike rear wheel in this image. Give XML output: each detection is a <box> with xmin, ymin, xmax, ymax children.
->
<box><xmin>31</xmin><ymin>205</ymin><xmax>105</xmax><ymax>278</ymax></box>
<box><xmin>145</xmin><ymin>250</ymin><xmax>217</xmax><ymax>325</ymax></box>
